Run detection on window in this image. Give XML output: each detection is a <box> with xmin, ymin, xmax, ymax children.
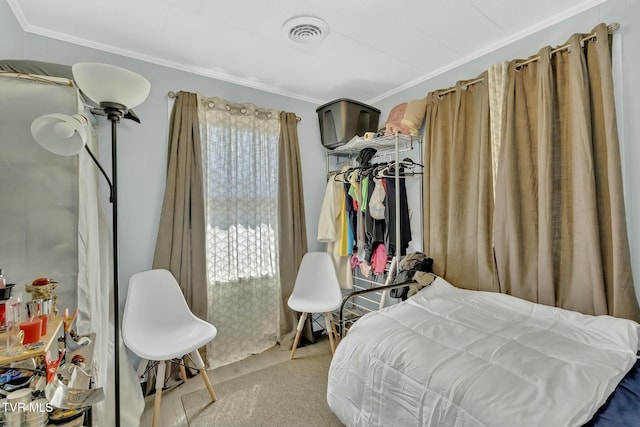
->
<box><xmin>199</xmin><ymin>97</ymin><xmax>281</xmax><ymax>368</ymax></box>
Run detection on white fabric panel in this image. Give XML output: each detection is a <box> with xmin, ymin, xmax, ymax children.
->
<box><xmin>0</xmin><ymin>75</ymin><xmax>78</xmax><ymax>312</ymax></box>
<box><xmin>328</xmin><ymin>277</ymin><xmax>640</xmax><ymax>427</ymax></box>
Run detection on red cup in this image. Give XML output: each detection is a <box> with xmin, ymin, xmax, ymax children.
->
<box><xmin>19</xmin><ymin>317</ymin><xmax>42</xmax><ymax>345</ymax></box>
<box><xmin>38</xmin><ymin>315</ymin><xmax>48</xmax><ymax>335</ymax></box>
<box><xmin>0</xmin><ymin>302</ymin><xmax>5</xmax><ymax>324</ymax></box>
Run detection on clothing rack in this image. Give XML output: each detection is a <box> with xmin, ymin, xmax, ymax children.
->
<box><xmin>325</xmin><ymin>132</ymin><xmax>423</xmax><ymax>334</ymax></box>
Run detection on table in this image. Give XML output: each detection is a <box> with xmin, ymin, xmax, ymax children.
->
<box><xmin>0</xmin><ymin>315</ymin><xmax>63</xmax><ymax>365</ymax></box>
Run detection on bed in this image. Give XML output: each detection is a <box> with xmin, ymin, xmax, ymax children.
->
<box><xmin>327</xmin><ymin>276</ymin><xmax>640</xmax><ymax>427</ymax></box>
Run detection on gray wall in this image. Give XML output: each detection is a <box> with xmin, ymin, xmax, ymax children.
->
<box><xmin>3</xmin><ymin>0</ymin><xmax>639</xmax><ymax>302</ymax></box>
<box><xmin>373</xmin><ymin>0</ymin><xmax>640</xmax><ymax>300</ymax></box>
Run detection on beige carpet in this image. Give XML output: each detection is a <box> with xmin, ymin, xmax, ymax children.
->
<box><xmin>181</xmin><ymin>351</ymin><xmax>344</xmax><ymax>427</ymax></box>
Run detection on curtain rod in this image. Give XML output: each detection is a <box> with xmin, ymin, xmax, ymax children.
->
<box><xmin>167</xmin><ymin>91</ymin><xmax>301</xmax><ymax>121</ymax></box>
<box><xmin>434</xmin><ymin>23</ymin><xmax>619</xmax><ymax>98</ymax></box>
<box><xmin>514</xmin><ymin>22</ymin><xmax>619</xmax><ymax>70</ymax></box>
<box><xmin>436</xmin><ymin>76</ymin><xmax>485</xmax><ymax>98</ymax></box>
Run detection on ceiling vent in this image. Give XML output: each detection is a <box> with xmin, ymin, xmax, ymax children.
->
<box><xmin>283</xmin><ymin>16</ymin><xmax>329</xmax><ymax>43</ymax></box>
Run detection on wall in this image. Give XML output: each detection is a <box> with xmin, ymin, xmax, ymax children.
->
<box><xmin>373</xmin><ymin>0</ymin><xmax>640</xmax><ymax>300</ymax></box>
<box><xmin>0</xmin><ymin>0</ymin><xmax>327</xmax><ymax>311</ymax></box>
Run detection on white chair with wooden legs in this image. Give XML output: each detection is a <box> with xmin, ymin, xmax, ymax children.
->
<box><xmin>123</xmin><ymin>269</ymin><xmax>218</xmax><ymax>427</ymax></box>
<box><xmin>288</xmin><ymin>252</ymin><xmax>342</xmax><ymax>359</ymax></box>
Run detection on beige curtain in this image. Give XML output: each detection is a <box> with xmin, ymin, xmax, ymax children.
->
<box><xmin>487</xmin><ymin>61</ymin><xmax>509</xmax><ymax>195</ymax></box>
<box><xmin>423</xmin><ymin>74</ymin><xmax>497</xmax><ymax>292</ymax></box>
<box><xmin>493</xmin><ymin>23</ymin><xmax>640</xmax><ymax>321</ymax></box>
<box><xmin>153</xmin><ymin>91</ymin><xmax>207</xmax><ymax>320</ymax></box>
<box><xmin>277</xmin><ymin>112</ymin><xmax>308</xmax><ymax>350</ymax></box>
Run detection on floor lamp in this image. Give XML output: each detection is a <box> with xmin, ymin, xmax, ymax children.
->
<box><xmin>31</xmin><ymin>63</ymin><xmax>150</xmax><ymax>427</ymax></box>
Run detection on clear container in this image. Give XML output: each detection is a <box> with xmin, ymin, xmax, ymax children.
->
<box><xmin>1</xmin><ymin>295</ymin><xmax>23</xmax><ymax>355</ymax></box>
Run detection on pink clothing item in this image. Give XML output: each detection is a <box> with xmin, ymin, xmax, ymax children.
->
<box><xmin>351</xmin><ymin>255</ymin><xmax>361</xmax><ymax>271</ymax></box>
<box><xmin>371</xmin><ymin>244</ymin><xmax>387</xmax><ymax>275</ymax></box>
<box><xmin>359</xmin><ymin>261</ymin><xmax>372</xmax><ymax>278</ymax></box>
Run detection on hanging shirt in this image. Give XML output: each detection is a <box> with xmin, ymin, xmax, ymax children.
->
<box><xmin>384</xmin><ymin>173</ymin><xmax>411</xmax><ymax>257</ymax></box>
<box><xmin>371</xmin><ymin>243</ymin><xmax>387</xmax><ymax>275</ymax></box>
<box><xmin>318</xmin><ymin>170</ymin><xmax>353</xmax><ymax>289</ymax></box>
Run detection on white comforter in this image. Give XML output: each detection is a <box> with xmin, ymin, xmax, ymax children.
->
<box><xmin>327</xmin><ymin>277</ymin><xmax>640</xmax><ymax>427</ymax></box>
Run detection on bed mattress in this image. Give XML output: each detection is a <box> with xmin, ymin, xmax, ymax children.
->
<box><xmin>327</xmin><ymin>277</ymin><xmax>639</xmax><ymax>427</ymax></box>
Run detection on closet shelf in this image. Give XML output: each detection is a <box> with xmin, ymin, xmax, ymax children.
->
<box><xmin>328</xmin><ymin>133</ymin><xmax>421</xmax><ymax>157</ymax></box>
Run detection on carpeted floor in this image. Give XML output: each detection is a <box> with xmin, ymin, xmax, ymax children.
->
<box><xmin>181</xmin><ymin>350</ymin><xmax>344</xmax><ymax>427</ymax></box>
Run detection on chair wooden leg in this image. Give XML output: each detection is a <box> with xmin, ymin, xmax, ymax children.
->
<box><xmin>290</xmin><ymin>312</ymin><xmax>308</xmax><ymax>360</ymax></box>
<box><xmin>189</xmin><ymin>350</ymin><xmax>217</xmax><ymax>402</ymax></box>
<box><xmin>179</xmin><ymin>357</ymin><xmax>188</xmax><ymax>383</ymax></box>
<box><xmin>330</xmin><ymin>319</ymin><xmax>340</xmax><ymax>345</ymax></box>
<box><xmin>324</xmin><ymin>312</ymin><xmax>336</xmax><ymax>354</ymax></box>
<box><xmin>152</xmin><ymin>361</ymin><xmax>166</xmax><ymax>427</ymax></box>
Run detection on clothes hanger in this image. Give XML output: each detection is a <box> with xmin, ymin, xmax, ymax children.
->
<box><xmin>399</xmin><ymin>157</ymin><xmax>424</xmax><ymax>169</ymax></box>
<box><xmin>374</xmin><ymin>161</ymin><xmax>423</xmax><ymax>179</ymax></box>
<box><xmin>328</xmin><ymin>170</ymin><xmax>346</xmax><ymax>183</ymax></box>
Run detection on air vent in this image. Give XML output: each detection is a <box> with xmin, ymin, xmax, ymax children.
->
<box><xmin>283</xmin><ymin>16</ymin><xmax>329</xmax><ymax>43</ymax></box>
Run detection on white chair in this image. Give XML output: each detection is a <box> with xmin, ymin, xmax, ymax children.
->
<box><xmin>288</xmin><ymin>252</ymin><xmax>342</xmax><ymax>359</ymax></box>
<box><xmin>122</xmin><ymin>269</ymin><xmax>217</xmax><ymax>427</ymax></box>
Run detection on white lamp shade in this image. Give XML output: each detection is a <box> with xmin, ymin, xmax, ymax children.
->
<box><xmin>31</xmin><ymin>113</ymin><xmax>89</xmax><ymax>156</ymax></box>
<box><xmin>72</xmin><ymin>63</ymin><xmax>151</xmax><ymax>109</ymax></box>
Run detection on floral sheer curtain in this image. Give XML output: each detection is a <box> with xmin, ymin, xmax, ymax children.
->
<box><xmin>199</xmin><ymin>96</ymin><xmax>282</xmax><ymax>368</ymax></box>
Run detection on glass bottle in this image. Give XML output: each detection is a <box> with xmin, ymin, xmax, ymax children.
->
<box><xmin>0</xmin><ymin>268</ymin><xmax>5</xmax><ymax>288</ymax></box>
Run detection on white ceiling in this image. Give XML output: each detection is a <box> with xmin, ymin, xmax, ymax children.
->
<box><xmin>8</xmin><ymin>0</ymin><xmax>606</xmax><ymax>105</ymax></box>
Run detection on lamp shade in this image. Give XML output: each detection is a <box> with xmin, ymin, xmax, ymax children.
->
<box><xmin>72</xmin><ymin>63</ymin><xmax>151</xmax><ymax>109</ymax></box>
<box><xmin>31</xmin><ymin>113</ymin><xmax>89</xmax><ymax>156</ymax></box>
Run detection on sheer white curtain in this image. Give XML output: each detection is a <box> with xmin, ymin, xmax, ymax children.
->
<box><xmin>199</xmin><ymin>96</ymin><xmax>281</xmax><ymax>368</ymax></box>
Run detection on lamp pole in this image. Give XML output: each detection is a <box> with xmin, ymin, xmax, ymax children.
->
<box><xmin>66</xmin><ymin>108</ymin><xmax>124</xmax><ymax>426</ymax></box>
<box><xmin>104</xmin><ymin>103</ymin><xmax>124</xmax><ymax>427</ymax></box>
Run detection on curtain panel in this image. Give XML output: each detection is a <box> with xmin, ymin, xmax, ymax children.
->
<box><xmin>277</xmin><ymin>112</ymin><xmax>308</xmax><ymax>350</ymax></box>
<box><xmin>423</xmin><ymin>74</ymin><xmax>497</xmax><ymax>292</ymax></box>
<box><xmin>199</xmin><ymin>96</ymin><xmax>282</xmax><ymax>368</ymax></box>
<box><xmin>153</xmin><ymin>91</ymin><xmax>208</xmax><ymax>321</ymax></box>
<box><xmin>493</xmin><ymin>23</ymin><xmax>640</xmax><ymax>321</ymax></box>
<box><xmin>487</xmin><ymin>61</ymin><xmax>509</xmax><ymax>195</ymax></box>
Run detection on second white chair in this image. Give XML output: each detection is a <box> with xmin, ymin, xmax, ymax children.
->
<box><xmin>122</xmin><ymin>269</ymin><xmax>218</xmax><ymax>427</ymax></box>
<box><xmin>288</xmin><ymin>252</ymin><xmax>342</xmax><ymax>359</ymax></box>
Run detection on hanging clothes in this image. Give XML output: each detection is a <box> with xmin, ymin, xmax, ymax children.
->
<box><xmin>384</xmin><ymin>170</ymin><xmax>411</xmax><ymax>256</ymax></box>
<box><xmin>318</xmin><ymin>169</ymin><xmax>353</xmax><ymax>289</ymax></box>
<box><xmin>344</xmin><ymin>175</ymin><xmax>356</xmax><ymax>256</ymax></box>
<box><xmin>363</xmin><ymin>171</ymin><xmax>386</xmax><ymax>263</ymax></box>
<box><xmin>371</xmin><ymin>243</ymin><xmax>387</xmax><ymax>275</ymax></box>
